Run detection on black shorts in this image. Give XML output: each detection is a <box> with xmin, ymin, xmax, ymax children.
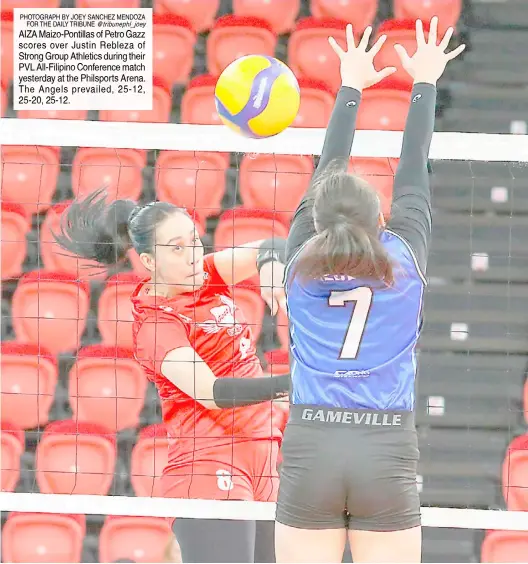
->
<box><xmin>276</xmin><ymin>405</ymin><xmax>421</xmax><ymax>532</ymax></box>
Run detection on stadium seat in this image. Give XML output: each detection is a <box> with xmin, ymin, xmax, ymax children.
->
<box><xmin>481</xmin><ymin>530</ymin><xmax>528</xmax><ymax>563</ymax></box>
<box><xmin>394</xmin><ymin>0</ymin><xmax>462</xmax><ymax>34</ymax></box>
<box><xmin>294</xmin><ymin>78</ymin><xmax>334</xmax><ymax>128</ymax></box>
<box><xmin>310</xmin><ymin>0</ymin><xmax>377</xmax><ymax>33</ymax></box>
<box><xmin>206</xmin><ymin>15</ymin><xmax>277</xmax><ymax>76</ymax></box>
<box><xmin>239</xmin><ymin>154</ymin><xmax>314</xmax><ymax>221</ymax></box>
<box><xmin>69</xmin><ymin>345</ymin><xmax>147</xmax><ymax>432</ymax></box>
<box><xmin>374</xmin><ymin>20</ymin><xmax>429</xmax><ymax>89</ymax></box>
<box><xmin>1</xmin><ymin>202</ymin><xmax>29</xmax><ymax>280</ymax></box>
<box><xmin>1</xmin><ymin>145</ymin><xmax>60</xmax><ymax>216</ymax></box>
<box><xmin>153</xmin><ymin>14</ymin><xmax>196</xmax><ymax>86</ymax></box>
<box><xmin>98</xmin><ymin>273</ymin><xmax>142</xmax><ymax>348</ymax></box>
<box><xmin>180</xmin><ymin>74</ymin><xmax>222</xmax><ymax>125</ymax></box>
<box><xmin>99</xmin><ymin>515</ymin><xmax>172</xmax><ymax>563</ymax></box>
<box><xmin>2</xmin><ymin>513</ymin><xmax>86</xmax><ymax>563</ymax></box>
<box><xmin>99</xmin><ymin>77</ymin><xmax>172</xmax><ymax>123</ymax></box>
<box><xmin>348</xmin><ymin>157</ymin><xmax>399</xmax><ymax>217</ymax></box>
<box><xmin>288</xmin><ymin>17</ymin><xmax>348</xmax><ymax>93</ymax></box>
<box><xmin>12</xmin><ymin>271</ymin><xmax>91</xmax><ymax>355</ymax></box>
<box><xmin>36</xmin><ymin>420</ymin><xmax>116</xmax><ymax>495</ymax></box>
<box><xmin>130</xmin><ymin>424</ymin><xmax>168</xmax><ymax>497</ymax></box>
<box><xmin>155</xmin><ymin>150</ymin><xmax>228</xmax><ymax>217</ymax></box>
<box><xmin>40</xmin><ymin>202</ymin><xmax>107</xmax><ymax>280</ymax></box>
<box><xmin>357</xmin><ymin>83</ymin><xmax>410</xmax><ymax>130</ymax></box>
<box><xmin>502</xmin><ymin>435</ymin><xmax>528</xmax><ymax>511</ymax></box>
<box><xmin>1</xmin><ymin>421</ymin><xmax>24</xmax><ymax>492</ymax></box>
<box><xmin>2</xmin><ymin>0</ymin><xmax>60</xmax><ymax>9</ymax></box>
<box><xmin>1</xmin><ymin>342</ymin><xmax>58</xmax><ymax>430</ymax></box>
<box><xmin>154</xmin><ymin>0</ymin><xmax>219</xmax><ymax>32</ymax></box>
<box><xmin>17</xmin><ymin>109</ymin><xmax>88</xmax><ymax>120</ymax></box>
<box><xmin>77</xmin><ymin>0</ymin><xmax>139</xmax><ymax>6</ymax></box>
<box><xmin>214</xmin><ymin>208</ymin><xmax>290</xmax><ymax>251</ymax></box>
<box><xmin>232</xmin><ymin>284</ymin><xmax>266</xmax><ymax>341</ymax></box>
<box><xmin>1</xmin><ymin>12</ymin><xmax>13</xmax><ymax>84</ymax></box>
<box><xmin>72</xmin><ymin>148</ymin><xmax>146</xmax><ymax>202</ymax></box>
<box><xmin>233</xmin><ymin>0</ymin><xmax>300</xmax><ymax>34</ymax></box>
<box><xmin>1</xmin><ymin>81</ymin><xmax>7</xmax><ymax>116</ymax></box>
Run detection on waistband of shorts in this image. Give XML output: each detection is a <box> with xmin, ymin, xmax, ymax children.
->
<box><xmin>290</xmin><ymin>404</ymin><xmax>415</xmax><ymax>429</ymax></box>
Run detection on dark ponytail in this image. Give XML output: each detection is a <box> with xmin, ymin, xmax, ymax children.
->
<box><xmin>54</xmin><ymin>189</ymin><xmax>182</xmax><ymax>266</ymax></box>
<box><xmin>293</xmin><ymin>165</ymin><xmax>394</xmax><ymax>285</ymax></box>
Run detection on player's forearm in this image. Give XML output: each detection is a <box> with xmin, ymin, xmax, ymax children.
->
<box><xmin>314</xmin><ymin>86</ymin><xmax>362</xmax><ymax>180</ymax></box>
<box><xmin>392</xmin><ymin>83</ymin><xmax>436</xmax><ymax>203</ymax></box>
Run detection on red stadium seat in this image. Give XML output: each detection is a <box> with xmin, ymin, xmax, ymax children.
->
<box><xmin>502</xmin><ymin>435</ymin><xmax>528</xmax><ymax>511</ymax></box>
<box><xmin>394</xmin><ymin>0</ymin><xmax>462</xmax><ymax>34</ymax></box>
<box><xmin>1</xmin><ymin>145</ymin><xmax>60</xmax><ymax>216</ymax></box>
<box><xmin>2</xmin><ymin>513</ymin><xmax>86</xmax><ymax>563</ymax></box>
<box><xmin>481</xmin><ymin>531</ymin><xmax>528</xmax><ymax>563</ymax></box>
<box><xmin>40</xmin><ymin>202</ymin><xmax>107</xmax><ymax>280</ymax></box>
<box><xmin>1</xmin><ymin>12</ymin><xmax>13</xmax><ymax>84</ymax></box>
<box><xmin>17</xmin><ymin>109</ymin><xmax>88</xmax><ymax>120</ymax></box>
<box><xmin>239</xmin><ymin>154</ymin><xmax>314</xmax><ymax>221</ymax></box>
<box><xmin>69</xmin><ymin>346</ymin><xmax>147</xmax><ymax>432</ymax></box>
<box><xmin>12</xmin><ymin>271</ymin><xmax>91</xmax><ymax>355</ymax></box>
<box><xmin>1</xmin><ymin>342</ymin><xmax>58</xmax><ymax>430</ymax></box>
<box><xmin>99</xmin><ymin>273</ymin><xmax>142</xmax><ymax>348</ymax></box>
<box><xmin>294</xmin><ymin>78</ymin><xmax>334</xmax><ymax>128</ymax></box>
<box><xmin>77</xmin><ymin>0</ymin><xmax>139</xmax><ymax>6</ymax></box>
<box><xmin>36</xmin><ymin>420</ymin><xmax>116</xmax><ymax>494</ymax></box>
<box><xmin>131</xmin><ymin>424</ymin><xmax>168</xmax><ymax>497</ymax></box>
<box><xmin>72</xmin><ymin>148</ymin><xmax>146</xmax><ymax>202</ymax></box>
<box><xmin>2</xmin><ymin>0</ymin><xmax>60</xmax><ymax>9</ymax></box>
<box><xmin>100</xmin><ymin>516</ymin><xmax>172</xmax><ymax>563</ymax></box>
<box><xmin>99</xmin><ymin>77</ymin><xmax>172</xmax><ymax>123</ymax></box>
<box><xmin>153</xmin><ymin>14</ymin><xmax>196</xmax><ymax>86</ymax></box>
<box><xmin>155</xmin><ymin>149</ymin><xmax>228</xmax><ymax>217</ymax></box>
<box><xmin>233</xmin><ymin>0</ymin><xmax>300</xmax><ymax>35</ymax></box>
<box><xmin>374</xmin><ymin>20</ymin><xmax>429</xmax><ymax>89</ymax></box>
<box><xmin>1</xmin><ymin>81</ymin><xmax>7</xmax><ymax>116</ymax></box>
<box><xmin>288</xmin><ymin>17</ymin><xmax>348</xmax><ymax>93</ymax></box>
<box><xmin>310</xmin><ymin>0</ymin><xmax>377</xmax><ymax>34</ymax></box>
<box><xmin>154</xmin><ymin>0</ymin><xmax>219</xmax><ymax>32</ymax></box>
<box><xmin>232</xmin><ymin>284</ymin><xmax>266</xmax><ymax>341</ymax></box>
<box><xmin>1</xmin><ymin>202</ymin><xmax>29</xmax><ymax>280</ymax></box>
<box><xmin>206</xmin><ymin>15</ymin><xmax>277</xmax><ymax>76</ymax></box>
<box><xmin>348</xmin><ymin>157</ymin><xmax>399</xmax><ymax>218</ymax></box>
<box><xmin>1</xmin><ymin>421</ymin><xmax>24</xmax><ymax>492</ymax></box>
<box><xmin>180</xmin><ymin>74</ymin><xmax>222</xmax><ymax>125</ymax></box>
<box><xmin>215</xmin><ymin>208</ymin><xmax>290</xmax><ymax>251</ymax></box>
<box><xmin>357</xmin><ymin>83</ymin><xmax>410</xmax><ymax>131</ymax></box>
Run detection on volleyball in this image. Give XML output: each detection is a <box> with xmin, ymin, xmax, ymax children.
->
<box><xmin>214</xmin><ymin>55</ymin><xmax>300</xmax><ymax>139</ymax></box>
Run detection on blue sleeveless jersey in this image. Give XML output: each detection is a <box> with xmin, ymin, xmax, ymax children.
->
<box><xmin>286</xmin><ymin>230</ymin><xmax>425</xmax><ymax>411</ymax></box>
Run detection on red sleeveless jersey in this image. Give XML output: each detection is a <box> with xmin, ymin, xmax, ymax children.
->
<box><xmin>132</xmin><ymin>254</ymin><xmax>284</xmax><ymax>467</ymax></box>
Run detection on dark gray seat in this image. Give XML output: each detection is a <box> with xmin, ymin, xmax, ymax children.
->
<box><xmin>415</xmin><ymin>352</ymin><xmax>525</xmax><ymax>430</ymax></box>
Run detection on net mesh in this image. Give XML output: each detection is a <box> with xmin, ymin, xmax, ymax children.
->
<box><xmin>2</xmin><ymin>117</ymin><xmax>528</xmax><ymax>563</ymax></box>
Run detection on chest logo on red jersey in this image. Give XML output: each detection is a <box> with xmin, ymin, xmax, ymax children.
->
<box><xmin>195</xmin><ymin>295</ymin><xmax>244</xmax><ymax>337</ymax></box>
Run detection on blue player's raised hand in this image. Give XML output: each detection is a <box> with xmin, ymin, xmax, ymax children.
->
<box><xmin>328</xmin><ymin>24</ymin><xmax>397</xmax><ymax>92</ymax></box>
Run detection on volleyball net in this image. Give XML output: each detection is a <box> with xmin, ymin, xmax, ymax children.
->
<box><xmin>2</xmin><ymin>117</ymin><xmax>528</xmax><ymax>562</ymax></box>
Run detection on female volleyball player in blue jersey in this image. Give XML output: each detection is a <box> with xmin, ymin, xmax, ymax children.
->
<box><xmin>275</xmin><ymin>18</ymin><xmax>465</xmax><ymax>563</ymax></box>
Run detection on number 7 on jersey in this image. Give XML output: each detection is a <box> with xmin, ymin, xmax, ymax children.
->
<box><xmin>328</xmin><ymin>287</ymin><xmax>373</xmax><ymax>360</ymax></box>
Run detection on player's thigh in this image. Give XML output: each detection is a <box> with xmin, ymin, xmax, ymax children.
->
<box><xmin>276</xmin><ymin>523</ymin><xmax>347</xmax><ymax>564</ymax></box>
<box><xmin>348</xmin><ymin>526</ymin><xmax>421</xmax><ymax>563</ymax></box>
<box><xmin>162</xmin><ymin>444</ymin><xmax>254</xmax><ymax>501</ymax></box>
<box><xmin>252</xmin><ymin>439</ymin><xmax>281</xmax><ymax>503</ymax></box>
<box><xmin>276</xmin><ymin>421</ymin><xmax>349</xmax><ymax>530</ymax></box>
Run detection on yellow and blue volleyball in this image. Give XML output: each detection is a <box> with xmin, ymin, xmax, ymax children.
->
<box><xmin>214</xmin><ymin>55</ymin><xmax>300</xmax><ymax>139</ymax></box>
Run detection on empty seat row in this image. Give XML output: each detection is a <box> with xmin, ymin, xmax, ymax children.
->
<box><xmin>2</xmin><ymin>12</ymin><xmax>464</xmax><ymax>91</ymax></box>
<box><xmin>2</xmin><ymin>511</ymin><xmax>173</xmax><ymax>564</ymax></box>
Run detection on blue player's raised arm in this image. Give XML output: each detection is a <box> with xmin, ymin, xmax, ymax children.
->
<box><xmin>286</xmin><ymin>25</ymin><xmax>397</xmax><ymax>263</ymax></box>
<box><xmin>387</xmin><ymin>17</ymin><xmax>465</xmax><ymax>273</ymax></box>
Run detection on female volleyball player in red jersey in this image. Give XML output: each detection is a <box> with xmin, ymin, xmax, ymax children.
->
<box><xmin>55</xmin><ymin>194</ymin><xmax>290</xmax><ymax>563</ymax></box>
